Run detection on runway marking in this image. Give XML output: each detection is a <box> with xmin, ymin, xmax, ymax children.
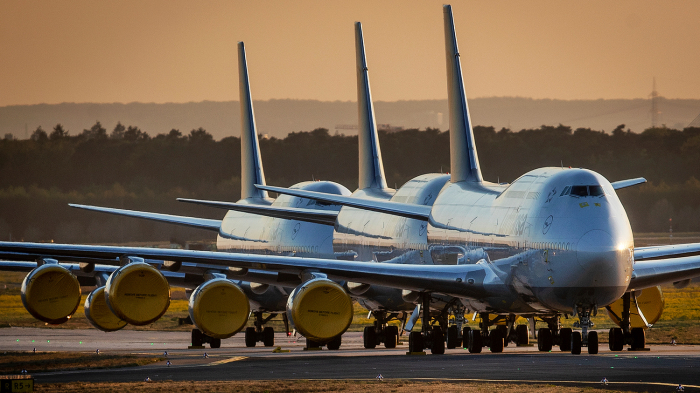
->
<box><xmin>208</xmin><ymin>356</ymin><xmax>247</xmax><ymax>366</ymax></box>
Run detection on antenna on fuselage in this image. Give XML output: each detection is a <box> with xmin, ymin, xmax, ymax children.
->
<box><xmin>355</xmin><ymin>22</ymin><xmax>389</xmax><ymax>191</ymax></box>
<box><xmin>238</xmin><ymin>42</ymin><xmax>270</xmax><ymax>203</ymax></box>
<box><xmin>443</xmin><ymin>5</ymin><xmax>483</xmax><ymax>184</ymax></box>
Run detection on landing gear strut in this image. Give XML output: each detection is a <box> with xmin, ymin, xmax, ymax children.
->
<box><xmin>363</xmin><ymin>311</ymin><xmax>400</xmax><ymax>349</ymax></box>
<box><xmin>607</xmin><ymin>292</ymin><xmax>647</xmax><ymax>352</ymax></box>
<box><xmin>407</xmin><ymin>293</ymin><xmax>445</xmax><ymax>354</ymax></box>
<box><xmin>244</xmin><ymin>312</ymin><xmax>276</xmax><ymax>347</ymax></box>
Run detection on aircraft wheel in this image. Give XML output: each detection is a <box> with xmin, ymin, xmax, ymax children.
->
<box><xmin>515</xmin><ymin>325</ymin><xmax>529</xmax><ymax>346</ymax></box>
<box><xmin>571</xmin><ymin>331</ymin><xmax>582</xmax><ymax>355</ymax></box>
<box><xmin>263</xmin><ymin>327</ymin><xmax>275</xmax><ymax>347</ymax></box>
<box><xmin>631</xmin><ymin>327</ymin><xmax>646</xmax><ymax>350</ymax></box>
<box><xmin>489</xmin><ymin>329</ymin><xmax>504</xmax><ymax>353</ymax></box>
<box><xmin>537</xmin><ymin>328</ymin><xmax>552</xmax><ymax>352</ymax></box>
<box><xmin>244</xmin><ymin>327</ymin><xmax>257</xmax><ymax>348</ymax></box>
<box><xmin>462</xmin><ymin>327</ymin><xmax>472</xmax><ymax>349</ymax></box>
<box><xmin>306</xmin><ymin>339</ymin><xmax>321</xmax><ymax>349</ymax></box>
<box><xmin>468</xmin><ymin>329</ymin><xmax>482</xmax><ymax>354</ymax></box>
<box><xmin>408</xmin><ymin>331</ymin><xmax>424</xmax><ymax>353</ymax></box>
<box><xmin>496</xmin><ymin>325</ymin><xmax>509</xmax><ymax>347</ymax></box>
<box><xmin>191</xmin><ymin>329</ymin><xmax>204</xmax><ymax>347</ymax></box>
<box><xmin>588</xmin><ymin>331</ymin><xmax>599</xmax><ymax>354</ymax></box>
<box><xmin>430</xmin><ymin>326</ymin><xmax>445</xmax><ymax>355</ymax></box>
<box><xmin>609</xmin><ymin>328</ymin><xmax>624</xmax><ymax>351</ymax></box>
<box><xmin>363</xmin><ymin>326</ymin><xmax>377</xmax><ymax>349</ymax></box>
<box><xmin>327</xmin><ymin>335</ymin><xmax>342</xmax><ymax>350</ymax></box>
<box><xmin>210</xmin><ymin>337</ymin><xmax>221</xmax><ymax>349</ymax></box>
<box><xmin>446</xmin><ymin>325</ymin><xmax>459</xmax><ymax>349</ymax></box>
<box><xmin>384</xmin><ymin>326</ymin><xmax>398</xmax><ymax>349</ymax></box>
<box><xmin>559</xmin><ymin>328</ymin><xmax>572</xmax><ymax>351</ymax></box>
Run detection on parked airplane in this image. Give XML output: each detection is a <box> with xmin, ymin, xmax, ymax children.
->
<box><xmin>2</xmin><ymin>5</ymin><xmax>700</xmax><ymax>356</ymax></box>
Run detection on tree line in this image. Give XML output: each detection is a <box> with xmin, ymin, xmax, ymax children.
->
<box><xmin>0</xmin><ymin>122</ymin><xmax>699</xmax><ymax>243</ymax></box>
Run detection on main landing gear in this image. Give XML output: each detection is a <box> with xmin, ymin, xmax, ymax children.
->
<box><xmin>462</xmin><ymin>313</ymin><xmax>529</xmax><ymax>354</ymax></box>
<box><xmin>244</xmin><ymin>312</ymin><xmax>287</xmax><ymax>348</ymax></box>
<box><xmin>406</xmin><ymin>293</ymin><xmax>446</xmax><ymax>354</ymax></box>
<box><xmin>363</xmin><ymin>311</ymin><xmax>400</xmax><ymax>349</ymax></box>
<box><xmin>606</xmin><ymin>292</ymin><xmax>647</xmax><ymax>352</ymax></box>
<box><xmin>191</xmin><ymin>329</ymin><xmax>221</xmax><ymax>348</ymax></box>
<box><xmin>535</xmin><ymin>306</ymin><xmax>601</xmax><ymax>355</ymax></box>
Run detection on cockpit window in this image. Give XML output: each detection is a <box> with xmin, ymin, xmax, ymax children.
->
<box><xmin>570</xmin><ymin>186</ymin><xmax>589</xmax><ymax>197</ymax></box>
<box><xmin>564</xmin><ymin>185</ymin><xmax>605</xmax><ymax>197</ymax></box>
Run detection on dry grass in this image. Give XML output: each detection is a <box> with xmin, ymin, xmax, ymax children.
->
<box><xmin>36</xmin><ymin>380</ymin><xmax>643</xmax><ymax>393</ymax></box>
<box><xmin>0</xmin><ymin>351</ymin><xmax>163</xmax><ymax>374</ymax></box>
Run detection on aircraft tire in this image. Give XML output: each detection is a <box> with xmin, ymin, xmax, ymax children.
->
<box><xmin>609</xmin><ymin>328</ymin><xmax>624</xmax><ymax>351</ymax></box>
<box><xmin>588</xmin><ymin>331</ymin><xmax>599</xmax><ymax>354</ymax></box>
<box><xmin>462</xmin><ymin>327</ymin><xmax>472</xmax><ymax>349</ymax></box>
<box><xmin>384</xmin><ymin>326</ymin><xmax>398</xmax><ymax>349</ymax></box>
<box><xmin>408</xmin><ymin>331</ymin><xmax>423</xmax><ymax>353</ymax></box>
<box><xmin>244</xmin><ymin>327</ymin><xmax>257</xmax><ymax>348</ymax></box>
<box><xmin>537</xmin><ymin>328</ymin><xmax>552</xmax><ymax>352</ymax></box>
<box><xmin>496</xmin><ymin>325</ymin><xmax>509</xmax><ymax>347</ymax></box>
<box><xmin>210</xmin><ymin>337</ymin><xmax>221</xmax><ymax>349</ymax></box>
<box><xmin>430</xmin><ymin>326</ymin><xmax>445</xmax><ymax>355</ymax></box>
<box><xmin>515</xmin><ymin>325</ymin><xmax>529</xmax><ymax>346</ymax></box>
<box><xmin>192</xmin><ymin>329</ymin><xmax>204</xmax><ymax>347</ymax></box>
<box><xmin>489</xmin><ymin>329</ymin><xmax>504</xmax><ymax>353</ymax></box>
<box><xmin>446</xmin><ymin>325</ymin><xmax>459</xmax><ymax>349</ymax></box>
<box><xmin>363</xmin><ymin>326</ymin><xmax>377</xmax><ymax>349</ymax></box>
<box><xmin>631</xmin><ymin>327</ymin><xmax>646</xmax><ymax>350</ymax></box>
<box><xmin>559</xmin><ymin>328</ymin><xmax>572</xmax><ymax>351</ymax></box>
<box><xmin>571</xmin><ymin>331</ymin><xmax>582</xmax><ymax>354</ymax></box>
<box><xmin>263</xmin><ymin>327</ymin><xmax>275</xmax><ymax>347</ymax></box>
<box><xmin>327</xmin><ymin>335</ymin><xmax>342</xmax><ymax>350</ymax></box>
<box><xmin>468</xmin><ymin>329</ymin><xmax>482</xmax><ymax>353</ymax></box>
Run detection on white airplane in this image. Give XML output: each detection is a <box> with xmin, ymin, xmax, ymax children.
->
<box><xmin>2</xmin><ymin>5</ymin><xmax>700</xmax><ymax>355</ymax></box>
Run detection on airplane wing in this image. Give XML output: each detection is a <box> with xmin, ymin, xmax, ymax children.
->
<box><xmin>0</xmin><ymin>241</ymin><xmax>493</xmax><ymax>299</ymax></box>
<box><xmin>629</xmin><ymin>255</ymin><xmax>700</xmax><ymax>290</ymax></box>
<box><xmin>611</xmin><ymin>177</ymin><xmax>646</xmax><ymax>190</ymax></box>
<box><xmin>69</xmin><ymin>204</ymin><xmax>222</xmax><ymax>231</ymax></box>
<box><xmin>634</xmin><ymin>242</ymin><xmax>700</xmax><ymax>260</ymax></box>
<box><xmin>177</xmin><ymin>198</ymin><xmax>338</xmax><ymax>226</ymax></box>
<box><xmin>256</xmin><ymin>185</ymin><xmax>431</xmax><ymax>221</ymax></box>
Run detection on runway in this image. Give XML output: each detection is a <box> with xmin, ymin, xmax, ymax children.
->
<box><xmin>2</xmin><ymin>327</ymin><xmax>699</xmax><ymax>389</ymax></box>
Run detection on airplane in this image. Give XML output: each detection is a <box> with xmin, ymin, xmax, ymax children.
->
<box><xmin>3</xmin><ymin>4</ymin><xmax>700</xmax><ymax>356</ymax></box>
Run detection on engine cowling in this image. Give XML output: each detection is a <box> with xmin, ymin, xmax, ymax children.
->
<box><xmin>21</xmin><ymin>264</ymin><xmax>81</xmax><ymax>324</ymax></box>
<box><xmin>84</xmin><ymin>286</ymin><xmax>127</xmax><ymax>332</ymax></box>
<box><xmin>606</xmin><ymin>286</ymin><xmax>665</xmax><ymax>329</ymax></box>
<box><xmin>188</xmin><ymin>278</ymin><xmax>250</xmax><ymax>339</ymax></box>
<box><xmin>286</xmin><ymin>278</ymin><xmax>353</xmax><ymax>342</ymax></box>
<box><xmin>105</xmin><ymin>262</ymin><xmax>170</xmax><ymax>326</ymax></box>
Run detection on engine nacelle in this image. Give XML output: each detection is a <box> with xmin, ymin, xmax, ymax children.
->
<box><xmin>84</xmin><ymin>286</ymin><xmax>127</xmax><ymax>332</ymax></box>
<box><xmin>606</xmin><ymin>286</ymin><xmax>665</xmax><ymax>329</ymax></box>
<box><xmin>286</xmin><ymin>278</ymin><xmax>353</xmax><ymax>342</ymax></box>
<box><xmin>21</xmin><ymin>264</ymin><xmax>81</xmax><ymax>324</ymax></box>
<box><xmin>105</xmin><ymin>262</ymin><xmax>170</xmax><ymax>326</ymax></box>
<box><xmin>188</xmin><ymin>278</ymin><xmax>250</xmax><ymax>339</ymax></box>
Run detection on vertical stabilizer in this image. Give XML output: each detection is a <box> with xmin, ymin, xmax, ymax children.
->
<box><xmin>443</xmin><ymin>5</ymin><xmax>483</xmax><ymax>183</ymax></box>
<box><xmin>238</xmin><ymin>42</ymin><xmax>269</xmax><ymax>202</ymax></box>
<box><xmin>355</xmin><ymin>22</ymin><xmax>388</xmax><ymax>191</ymax></box>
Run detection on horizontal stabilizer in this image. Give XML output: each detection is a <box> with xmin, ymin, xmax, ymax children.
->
<box><xmin>255</xmin><ymin>185</ymin><xmax>432</xmax><ymax>221</ymax></box>
<box><xmin>69</xmin><ymin>204</ymin><xmax>222</xmax><ymax>232</ymax></box>
<box><xmin>634</xmin><ymin>242</ymin><xmax>700</xmax><ymax>261</ymax></box>
<box><xmin>177</xmin><ymin>198</ymin><xmax>338</xmax><ymax>226</ymax></box>
<box><xmin>611</xmin><ymin>177</ymin><xmax>646</xmax><ymax>190</ymax></box>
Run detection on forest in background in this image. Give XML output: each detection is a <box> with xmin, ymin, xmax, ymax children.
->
<box><xmin>0</xmin><ymin>122</ymin><xmax>699</xmax><ymax>243</ymax></box>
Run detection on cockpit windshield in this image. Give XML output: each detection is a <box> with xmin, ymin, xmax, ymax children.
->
<box><xmin>560</xmin><ymin>185</ymin><xmax>605</xmax><ymax>198</ymax></box>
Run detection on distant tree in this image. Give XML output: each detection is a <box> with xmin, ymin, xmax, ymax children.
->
<box><xmin>123</xmin><ymin>125</ymin><xmax>149</xmax><ymax>141</ymax></box>
<box><xmin>49</xmin><ymin>124</ymin><xmax>69</xmax><ymax>140</ymax></box>
<box><xmin>166</xmin><ymin>129</ymin><xmax>182</xmax><ymax>140</ymax></box>
<box><xmin>111</xmin><ymin>122</ymin><xmax>126</xmax><ymax>139</ymax></box>
<box><xmin>30</xmin><ymin>126</ymin><xmax>48</xmax><ymax>142</ymax></box>
<box><xmin>3</xmin><ymin>133</ymin><xmax>13</xmax><ymax>140</ymax></box>
<box><xmin>188</xmin><ymin>127</ymin><xmax>213</xmax><ymax>142</ymax></box>
<box><xmin>82</xmin><ymin>121</ymin><xmax>107</xmax><ymax>140</ymax></box>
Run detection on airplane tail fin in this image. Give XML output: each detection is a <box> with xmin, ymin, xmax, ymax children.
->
<box><xmin>238</xmin><ymin>42</ymin><xmax>270</xmax><ymax>202</ymax></box>
<box><xmin>355</xmin><ymin>22</ymin><xmax>388</xmax><ymax>191</ymax></box>
<box><xmin>443</xmin><ymin>5</ymin><xmax>483</xmax><ymax>183</ymax></box>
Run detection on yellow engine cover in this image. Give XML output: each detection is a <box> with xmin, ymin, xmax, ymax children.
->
<box><xmin>606</xmin><ymin>286</ymin><xmax>665</xmax><ymax>329</ymax></box>
<box><xmin>21</xmin><ymin>264</ymin><xmax>81</xmax><ymax>324</ymax></box>
<box><xmin>105</xmin><ymin>262</ymin><xmax>170</xmax><ymax>326</ymax></box>
<box><xmin>84</xmin><ymin>286</ymin><xmax>127</xmax><ymax>332</ymax></box>
<box><xmin>286</xmin><ymin>278</ymin><xmax>353</xmax><ymax>342</ymax></box>
<box><xmin>189</xmin><ymin>278</ymin><xmax>250</xmax><ymax>339</ymax></box>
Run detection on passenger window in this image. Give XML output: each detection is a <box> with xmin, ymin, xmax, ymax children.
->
<box><xmin>589</xmin><ymin>185</ymin><xmax>605</xmax><ymax>196</ymax></box>
<box><xmin>570</xmin><ymin>186</ymin><xmax>588</xmax><ymax>197</ymax></box>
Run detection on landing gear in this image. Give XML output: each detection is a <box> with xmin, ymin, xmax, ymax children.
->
<box><xmin>559</xmin><ymin>328</ymin><xmax>572</xmax><ymax>352</ymax></box>
<box><xmin>408</xmin><ymin>331</ymin><xmax>423</xmax><ymax>353</ymax></box>
<box><xmin>446</xmin><ymin>325</ymin><xmax>460</xmax><ymax>349</ymax></box>
<box><xmin>571</xmin><ymin>331</ymin><xmax>582</xmax><ymax>355</ymax></box>
<box><xmin>609</xmin><ymin>327</ymin><xmax>624</xmax><ymax>351</ymax></box>
<box><xmin>327</xmin><ymin>335</ymin><xmax>342</xmax><ymax>350</ymax></box>
<box><xmin>244</xmin><ymin>312</ymin><xmax>278</xmax><ymax>347</ymax></box>
<box><xmin>588</xmin><ymin>331</ymin><xmax>599</xmax><ymax>354</ymax></box>
<box><xmin>467</xmin><ymin>329</ymin><xmax>482</xmax><ymax>353</ymax></box>
<box><xmin>363</xmin><ymin>326</ymin><xmax>377</xmax><ymax>349</ymax></box>
<box><xmin>191</xmin><ymin>328</ymin><xmax>221</xmax><ymax>348</ymax></box>
<box><xmin>537</xmin><ymin>327</ymin><xmax>553</xmax><ymax>351</ymax></box>
<box><xmin>515</xmin><ymin>325</ymin><xmax>529</xmax><ymax>346</ymax></box>
<box><xmin>362</xmin><ymin>312</ymin><xmax>400</xmax><ymax>350</ymax></box>
<box><xmin>606</xmin><ymin>292</ymin><xmax>649</xmax><ymax>352</ymax></box>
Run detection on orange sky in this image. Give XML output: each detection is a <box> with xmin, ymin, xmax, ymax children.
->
<box><xmin>1</xmin><ymin>0</ymin><xmax>699</xmax><ymax>106</ymax></box>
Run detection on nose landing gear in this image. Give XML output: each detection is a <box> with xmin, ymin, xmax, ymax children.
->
<box><xmin>573</xmin><ymin>305</ymin><xmax>598</xmax><ymax>354</ymax></box>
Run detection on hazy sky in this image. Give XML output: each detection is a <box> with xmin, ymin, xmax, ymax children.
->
<box><xmin>1</xmin><ymin>0</ymin><xmax>699</xmax><ymax>106</ymax></box>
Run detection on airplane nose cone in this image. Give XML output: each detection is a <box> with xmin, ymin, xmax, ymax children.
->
<box><xmin>577</xmin><ymin>230</ymin><xmax>614</xmax><ymax>265</ymax></box>
<box><xmin>575</xmin><ymin>229</ymin><xmax>630</xmax><ymax>306</ymax></box>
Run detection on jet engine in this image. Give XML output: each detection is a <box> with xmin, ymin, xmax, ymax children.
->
<box><xmin>286</xmin><ymin>278</ymin><xmax>353</xmax><ymax>342</ymax></box>
<box><xmin>105</xmin><ymin>261</ymin><xmax>170</xmax><ymax>326</ymax></box>
<box><xmin>84</xmin><ymin>286</ymin><xmax>127</xmax><ymax>332</ymax></box>
<box><xmin>188</xmin><ymin>278</ymin><xmax>250</xmax><ymax>339</ymax></box>
<box><xmin>606</xmin><ymin>286</ymin><xmax>665</xmax><ymax>329</ymax></box>
<box><xmin>21</xmin><ymin>264</ymin><xmax>81</xmax><ymax>324</ymax></box>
